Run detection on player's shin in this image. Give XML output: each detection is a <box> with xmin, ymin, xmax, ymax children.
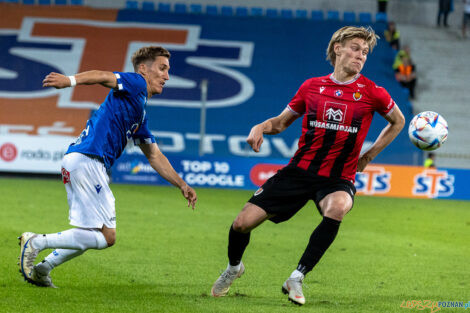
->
<box><xmin>227</xmin><ymin>224</ymin><xmax>250</xmax><ymax>271</ymax></box>
<box><xmin>295</xmin><ymin>216</ymin><xmax>341</xmax><ymax>276</ymax></box>
<box><xmin>35</xmin><ymin>249</ymin><xmax>85</xmax><ymax>275</ymax></box>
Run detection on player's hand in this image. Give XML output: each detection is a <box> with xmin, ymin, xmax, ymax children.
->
<box><xmin>42</xmin><ymin>72</ymin><xmax>73</xmax><ymax>89</ymax></box>
<box><xmin>246</xmin><ymin>125</ymin><xmax>264</xmax><ymax>152</ymax></box>
<box><xmin>181</xmin><ymin>185</ymin><xmax>197</xmax><ymax>210</ymax></box>
<box><xmin>357</xmin><ymin>154</ymin><xmax>372</xmax><ymax>172</ymax></box>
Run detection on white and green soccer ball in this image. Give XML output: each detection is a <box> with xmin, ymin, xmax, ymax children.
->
<box><xmin>408</xmin><ymin>111</ymin><xmax>448</xmax><ymax>151</ymax></box>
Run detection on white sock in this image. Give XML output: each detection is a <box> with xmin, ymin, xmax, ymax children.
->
<box><xmin>35</xmin><ymin>249</ymin><xmax>84</xmax><ymax>275</ymax></box>
<box><xmin>226</xmin><ymin>262</ymin><xmax>241</xmax><ymax>273</ymax></box>
<box><xmin>289</xmin><ymin>269</ymin><xmax>305</xmax><ymax>280</ymax></box>
<box><xmin>31</xmin><ymin>228</ymin><xmax>108</xmax><ymax>251</ymax></box>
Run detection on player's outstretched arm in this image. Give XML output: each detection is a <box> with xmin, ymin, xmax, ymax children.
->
<box><xmin>42</xmin><ymin>71</ymin><xmax>117</xmax><ymax>89</ymax></box>
<box><xmin>139</xmin><ymin>143</ymin><xmax>197</xmax><ymax>209</ymax></box>
<box><xmin>246</xmin><ymin>108</ymin><xmax>299</xmax><ymax>152</ymax></box>
<box><xmin>357</xmin><ymin>106</ymin><xmax>405</xmax><ymax>172</ymax></box>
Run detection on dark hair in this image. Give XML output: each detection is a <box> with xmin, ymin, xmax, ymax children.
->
<box><xmin>131</xmin><ymin>46</ymin><xmax>171</xmax><ymax>72</ymax></box>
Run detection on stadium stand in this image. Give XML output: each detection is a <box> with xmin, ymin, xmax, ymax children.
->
<box><xmin>189</xmin><ymin>3</ymin><xmax>202</xmax><ymax>14</ymax></box>
<box><xmin>250</xmin><ymin>7</ymin><xmax>263</xmax><ymax>16</ymax></box>
<box><xmin>158</xmin><ymin>2</ymin><xmax>170</xmax><ymax>12</ymax></box>
<box><xmin>343</xmin><ymin>11</ymin><xmax>356</xmax><ymax>23</ymax></box>
<box><xmin>266</xmin><ymin>8</ymin><xmax>278</xmax><ymax>18</ymax></box>
<box><xmin>295</xmin><ymin>9</ymin><xmax>308</xmax><ymax>19</ymax></box>
<box><xmin>174</xmin><ymin>3</ymin><xmax>186</xmax><ymax>13</ymax></box>
<box><xmin>311</xmin><ymin>10</ymin><xmax>324</xmax><ymax>21</ymax></box>
<box><xmin>280</xmin><ymin>9</ymin><xmax>293</xmax><ymax>19</ymax></box>
<box><xmin>220</xmin><ymin>6</ymin><xmax>233</xmax><ymax>16</ymax></box>
<box><xmin>359</xmin><ymin>12</ymin><xmax>372</xmax><ymax>23</ymax></box>
<box><xmin>142</xmin><ymin>1</ymin><xmax>155</xmax><ymax>11</ymax></box>
<box><xmin>206</xmin><ymin>4</ymin><xmax>217</xmax><ymax>15</ymax></box>
<box><xmin>125</xmin><ymin>0</ymin><xmax>138</xmax><ymax>9</ymax></box>
<box><xmin>327</xmin><ymin>10</ymin><xmax>340</xmax><ymax>21</ymax></box>
<box><xmin>235</xmin><ymin>6</ymin><xmax>248</xmax><ymax>17</ymax></box>
<box><xmin>376</xmin><ymin>12</ymin><xmax>388</xmax><ymax>23</ymax></box>
<box><xmin>2</xmin><ymin>0</ymin><xmax>469</xmax><ymax>169</ymax></box>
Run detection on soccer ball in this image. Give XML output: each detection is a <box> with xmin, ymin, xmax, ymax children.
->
<box><xmin>408</xmin><ymin>111</ymin><xmax>448</xmax><ymax>151</ymax></box>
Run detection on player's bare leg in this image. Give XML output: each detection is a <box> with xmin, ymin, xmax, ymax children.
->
<box><xmin>211</xmin><ymin>203</ymin><xmax>272</xmax><ymax>297</ymax></box>
<box><xmin>283</xmin><ymin>191</ymin><xmax>352</xmax><ymax>305</ymax></box>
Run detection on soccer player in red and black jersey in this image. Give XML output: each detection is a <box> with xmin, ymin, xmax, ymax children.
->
<box><xmin>211</xmin><ymin>26</ymin><xmax>405</xmax><ymax>305</ymax></box>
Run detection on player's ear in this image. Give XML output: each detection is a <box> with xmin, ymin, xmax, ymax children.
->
<box><xmin>334</xmin><ymin>42</ymin><xmax>342</xmax><ymax>56</ymax></box>
<box><xmin>138</xmin><ymin>63</ymin><xmax>147</xmax><ymax>76</ymax></box>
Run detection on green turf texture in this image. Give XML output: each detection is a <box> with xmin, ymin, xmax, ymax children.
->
<box><xmin>1</xmin><ymin>177</ymin><xmax>468</xmax><ymax>313</ymax></box>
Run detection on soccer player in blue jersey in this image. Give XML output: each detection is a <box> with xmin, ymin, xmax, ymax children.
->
<box><xmin>18</xmin><ymin>46</ymin><xmax>197</xmax><ymax>288</ymax></box>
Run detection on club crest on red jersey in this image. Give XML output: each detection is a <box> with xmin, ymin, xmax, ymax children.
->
<box><xmin>353</xmin><ymin>91</ymin><xmax>362</xmax><ymax>101</ymax></box>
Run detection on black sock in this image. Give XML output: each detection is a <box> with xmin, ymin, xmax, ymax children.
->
<box><xmin>228</xmin><ymin>225</ymin><xmax>250</xmax><ymax>266</ymax></box>
<box><xmin>297</xmin><ymin>216</ymin><xmax>341</xmax><ymax>275</ymax></box>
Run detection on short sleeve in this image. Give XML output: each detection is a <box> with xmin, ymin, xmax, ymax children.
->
<box><xmin>287</xmin><ymin>80</ymin><xmax>309</xmax><ymax>115</ymax></box>
<box><xmin>132</xmin><ymin>115</ymin><xmax>156</xmax><ymax>145</ymax></box>
<box><xmin>113</xmin><ymin>72</ymin><xmax>147</xmax><ymax>98</ymax></box>
<box><xmin>372</xmin><ymin>84</ymin><xmax>396</xmax><ymax>116</ymax></box>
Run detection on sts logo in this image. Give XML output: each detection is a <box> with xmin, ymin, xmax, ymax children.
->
<box><xmin>413</xmin><ymin>169</ymin><xmax>454</xmax><ymax>198</ymax></box>
<box><xmin>355</xmin><ymin>166</ymin><xmax>391</xmax><ymax>195</ymax></box>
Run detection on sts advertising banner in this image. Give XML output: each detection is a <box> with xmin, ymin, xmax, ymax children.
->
<box><xmin>111</xmin><ymin>152</ymin><xmax>470</xmax><ymax>201</ymax></box>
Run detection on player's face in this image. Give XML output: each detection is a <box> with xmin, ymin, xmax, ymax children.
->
<box><xmin>145</xmin><ymin>56</ymin><xmax>170</xmax><ymax>95</ymax></box>
<box><xmin>335</xmin><ymin>38</ymin><xmax>369</xmax><ymax>75</ymax></box>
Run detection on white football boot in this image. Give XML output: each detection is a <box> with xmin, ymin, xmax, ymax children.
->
<box><xmin>18</xmin><ymin>232</ymin><xmax>40</xmax><ymax>282</ymax></box>
<box><xmin>211</xmin><ymin>262</ymin><xmax>245</xmax><ymax>297</ymax></box>
<box><xmin>282</xmin><ymin>277</ymin><xmax>306</xmax><ymax>305</ymax></box>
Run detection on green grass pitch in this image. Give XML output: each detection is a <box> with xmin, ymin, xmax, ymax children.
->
<box><xmin>0</xmin><ymin>177</ymin><xmax>468</xmax><ymax>313</ymax></box>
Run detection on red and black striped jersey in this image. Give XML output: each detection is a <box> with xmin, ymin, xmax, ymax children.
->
<box><xmin>287</xmin><ymin>73</ymin><xmax>396</xmax><ymax>182</ymax></box>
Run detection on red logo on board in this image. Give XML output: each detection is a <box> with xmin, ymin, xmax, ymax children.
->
<box><xmin>249</xmin><ymin>164</ymin><xmax>284</xmax><ymax>186</ymax></box>
<box><xmin>0</xmin><ymin>143</ymin><xmax>18</xmax><ymax>162</ymax></box>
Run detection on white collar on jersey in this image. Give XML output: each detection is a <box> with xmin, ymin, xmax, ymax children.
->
<box><xmin>329</xmin><ymin>73</ymin><xmax>361</xmax><ymax>85</ymax></box>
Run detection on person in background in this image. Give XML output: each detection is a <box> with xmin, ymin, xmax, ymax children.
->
<box><xmin>395</xmin><ymin>56</ymin><xmax>417</xmax><ymax>99</ymax></box>
<box><xmin>424</xmin><ymin>152</ymin><xmax>436</xmax><ymax>168</ymax></box>
<box><xmin>378</xmin><ymin>0</ymin><xmax>389</xmax><ymax>13</ymax></box>
<box><xmin>384</xmin><ymin>21</ymin><xmax>401</xmax><ymax>50</ymax></box>
<box><xmin>462</xmin><ymin>0</ymin><xmax>470</xmax><ymax>38</ymax></box>
<box><xmin>437</xmin><ymin>0</ymin><xmax>453</xmax><ymax>27</ymax></box>
<box><xmin>393</xmin><ymin>45</ymin><xmax>411</xmax><ymax>70</ymax></box>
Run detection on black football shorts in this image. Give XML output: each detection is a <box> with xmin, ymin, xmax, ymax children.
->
<box><xmin>248</xmin><ymin>166</ymin><xmax>356</xmax><ymax>223</ymax></box>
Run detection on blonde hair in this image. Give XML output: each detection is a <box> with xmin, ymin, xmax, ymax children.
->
<box><xmin>326</xmin><ymin>26</ymin><xmax>379</xmax><ymax>66</ymax></box>
<box><xmin>131</xmin><ymin>46</ymin><xmax>171</xmax><ymax>72</ymax></box>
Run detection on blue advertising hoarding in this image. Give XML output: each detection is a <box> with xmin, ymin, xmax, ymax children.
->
<box><xmin>112</xmin><ymin>153</ymin><xmax>470</xmax><ymax>201</ymax></box>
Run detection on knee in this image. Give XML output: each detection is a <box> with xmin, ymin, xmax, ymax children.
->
<box><xmin>103</xmin><ymin>230</ymin><xmax>116</xmax><ymax>247</ymax></box>
<box><xmin>232</xmin><ymin>218</ymin><xmax>251</xmax><ymax>234</ymax></box>
<box><xmin>323</xmin><ymin>200</ymin><xmax>351</xmax><ymax>221</ymax></box>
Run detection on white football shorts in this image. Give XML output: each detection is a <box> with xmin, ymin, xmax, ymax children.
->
<box><xmin>61</xmin><ymin>152</ymin><xmax>116</xmax><ymax>229</ymax></box>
